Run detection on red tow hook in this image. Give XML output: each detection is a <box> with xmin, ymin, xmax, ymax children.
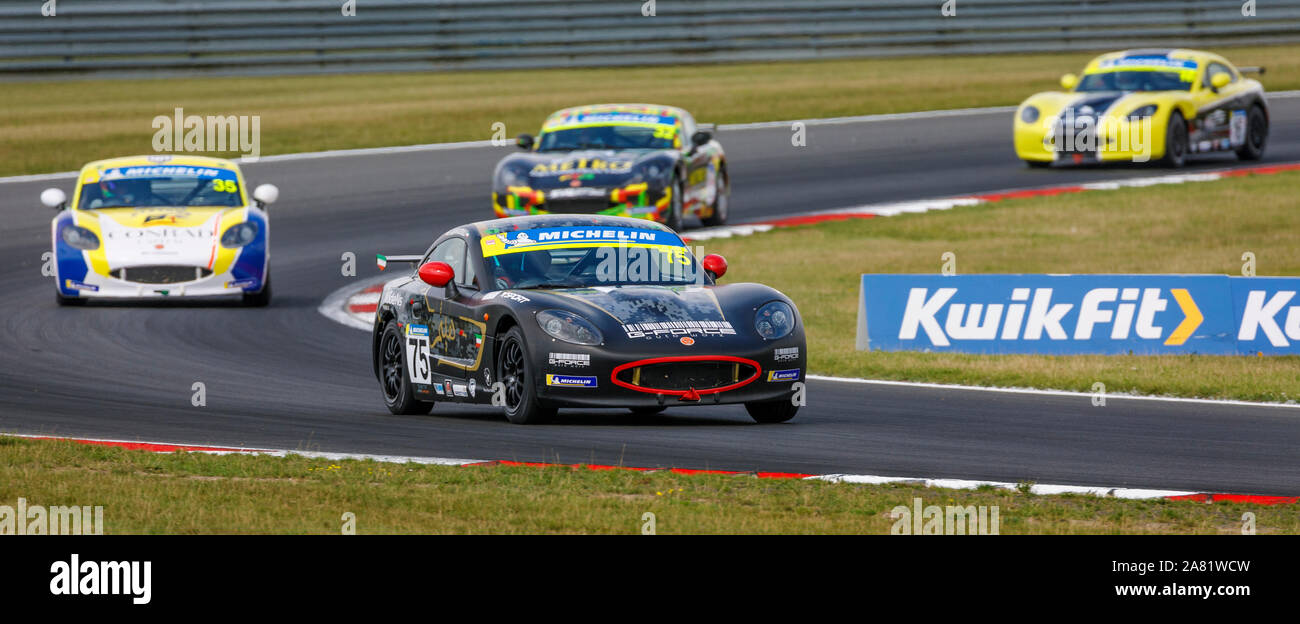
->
<box><xmin>679</xmin><ymin>387</ymin><xmax>702</xmax><ymax>402</ymax></box>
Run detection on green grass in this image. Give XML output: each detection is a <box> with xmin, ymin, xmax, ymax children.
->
<box><xmin>702</xmin><ymin>170</ymin><xmax>1300</xmax><ymax>403</ymax></box>
<box><xmin>0</xmin><ymin>437</ymin><xmax>1289</xmax><ymax>534</ymax></box>
<box><xmin>3</xmin><ymin>43</ymin><xmax>1300</xmax><ymax>176</ymax></box>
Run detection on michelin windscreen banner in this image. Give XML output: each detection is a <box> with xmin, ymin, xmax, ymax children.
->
<box><xmin>856</xmin><ymin>274</ymin><xmax>1300</xmax><ymax>355</ymax></box>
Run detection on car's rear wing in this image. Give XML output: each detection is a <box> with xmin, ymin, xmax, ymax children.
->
<box><xmin>376</xmin><ymin>254</ymin><xmax>422</xmax><ymax>271</ymax></box>
<box><xmin>1238</xmin><ymin>66</ymin><xmax>1266</xmax><ymax>75</ymax></box>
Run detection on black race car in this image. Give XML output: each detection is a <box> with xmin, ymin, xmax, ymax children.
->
<box><xmin>491</xmin><ymin>103</ymin><xmax>729</xmax><ymax>231</ymax></box>
<box><xmin>371</xmin><ymin>215</ymin><xmax>804</xmax><ymax>424</ymax></box>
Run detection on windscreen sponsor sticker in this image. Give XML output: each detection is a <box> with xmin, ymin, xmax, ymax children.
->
<box><xmin>545</xmin><ymin>112</ymin><xmax>677</xmax><ymax>129</ymax></box>
<box><xmin>100</xmin><ymin>166</ymin><xmax>236</xmax><ymax>180</ymax></box>
<box><xmin>546</xmin><ymin>374</ymin><xmax>597</xmax><ymax>388</ymax></box>
<box><xmin>480</xmin><ymin>226</ymin><xmax>684</xmax><ymax>258</ymax></box>
<box><xmin>1097</xmin><ymin>57</ymin><xmax>1198</xmax><ymax>70</ymax></box>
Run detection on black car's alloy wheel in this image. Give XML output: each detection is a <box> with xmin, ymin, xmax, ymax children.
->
<box><xmin>380</xmin><ymin>321</ymin><xmax>433</xmax><ymax>415</ymax></box>
<box><xmin>497</xmin><ymin>326</ymin><xmax>555</xmax><ymax>424</ymax></box>
<box><xmin>1236</xmin><ymin>105</ymin><xmax>1267</xmax><ymax>161</ymax></box>
<box><xmin>700</xmin><ymin>171</ymin><xmax>728</xmax><ymax>227</ymax></box>
<box><xmin>745</xmin><ymin>399</ymin><xmax>799</xmax><ymax>424</ymax></box>
<box><xmin>664</xmin><ymin>178</ymin><xmax>684</xmax><ymax>232</ymax></box>
<box><xmin>1161</xmin><ymin>112</ymin><xmax>1188</xmax><ymax>168</ymax></box>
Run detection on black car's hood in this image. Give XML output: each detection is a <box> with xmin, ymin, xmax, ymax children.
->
<box><xmin>544</xmin><ymin>285</ymin><xmax>727</xmax><ymax>325</ymax></box>
<box><xmin>496</xmin><ymin>149</ymin><xmax>676</xmax><ymax>190</ymax></box>
<box><xmin>505</xmin><ymin>283</ymin><xmax>793</xmax><ymax>342</ymax></box>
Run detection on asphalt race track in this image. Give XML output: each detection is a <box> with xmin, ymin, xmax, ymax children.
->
<box><xmin>2</xmin><ymin>101</ymin><xmax>1299</xmax><ymax>495</ymax></box>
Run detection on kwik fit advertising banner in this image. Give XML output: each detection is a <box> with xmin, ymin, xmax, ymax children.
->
<box><xmin>856</xmin><ymin>274</ymin><xmax>1300</xmax><ymax>355</ymax></box>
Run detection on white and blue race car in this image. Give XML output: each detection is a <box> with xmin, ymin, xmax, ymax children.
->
<box><xmin>44</xmin><ymin>155</ymin><xmax>278</xmax><ymax>305</ymax></box>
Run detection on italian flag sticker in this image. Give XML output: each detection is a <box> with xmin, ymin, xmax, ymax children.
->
<box><xmin>376</xmin><ymin>254</ymin><xmax>388</xmax><ymax>271</ymax></box>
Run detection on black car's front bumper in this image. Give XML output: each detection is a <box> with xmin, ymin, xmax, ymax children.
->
<box><xmin>530</xmin><ymin>339</ymin><xmax>806</xmax><ymax>409</ymax></box>
<box><xmin>492</xmin><ymin>182</ymin><xmax>671</xmax><ymax>220</ymax></box>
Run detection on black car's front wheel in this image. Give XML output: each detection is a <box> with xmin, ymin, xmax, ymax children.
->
<box><xmin>1160</xmin><ymin>111</ymin><xmax>1188</xmax><ymax>168</ymax></box>
<box><xmin>700</xmin><ymin>170</ymin><xmax>728</xmax><ymax>227</ymax></box>
<box><xmin>663</xmin><ymin>178</ymin><xmax>684</xmax><ymax>232</ymax></box>
<box><xmin>1235</xmin><ymin>105</ymin><xmax>1267</xmax><ymax>161</ymax></box>
<box><xmin>379</xmin><ymin>321</ymin><xmax>433</xmax><ymax>415</ymax></box>
<box><xmin>497</xmin><ymin>326</ymin><xmax>555</xmax><ymax>424</ymax></box>
<box><xmin>241</xmin><ymin>275</ymin><xmax>272</xmax><ymax>307</ymax></box>
<box><xmin>745</xmin><ymin>399</ymin><xmax>798</xmax><ymax>424</ymax></box>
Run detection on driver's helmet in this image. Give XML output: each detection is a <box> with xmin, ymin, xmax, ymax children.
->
<box><xmin>99</xmin><ymin>178</ymin><xmax>150</xmax><ymax>205</ymax></box>
<box><xmin>492</xmin><ymin>249</ymin><xmax>552</xmax><ymax>288</ymax></box>
<box><xmin>1113</xmin><ymin>71</ymin><xmax>1142</xmax><ymax>91</ymax></box>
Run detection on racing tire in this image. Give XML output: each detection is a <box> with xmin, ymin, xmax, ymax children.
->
<box><xmin>497</xmin><ymin>326</ymin><xmax>555</xmax><ymax>424</ymax></box>
<box><xmin>1235</xmin><ymin>105</ymin><xmax>1268</xmax><ymax>161</ymax></box>
<box><xmin>1160</xmin><ymin>111</ymin><xmax>1189</xmax><ymax>168</ymax></box>
<box><xmin>700</xmin><ymin>171</ymin><xmax>729</xmax><ymax>227</ymax></box>
<box><xmin>379</xmin><ymin>320</ymin><xmax>434</xmax><ymax>416</ymax></box>
<box><xmin>745</xmin><ymin>399</ymin><xmax>798</xmax><ymax>424</ymax></box>
<box><xmin>664</xmin><ymin>178</ymin><xmax>684</xmax><ymax>233</ymax></box>
<box><xmin>55</xmin><ymin>291</ymin><xmax>85</xmax><ymax>306</ymax></box>
<box><xmin>242</xmin><ymin>276</ymin><xmax>272</xmax><ymax>307</ymax></box>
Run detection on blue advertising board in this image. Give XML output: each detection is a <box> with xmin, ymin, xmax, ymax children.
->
<box><xmin>856</xmin><ymin>274</ymin><xmax>1300</xmax><ymax>355</ymax></box>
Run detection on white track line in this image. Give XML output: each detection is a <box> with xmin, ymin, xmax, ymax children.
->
<box><xmin>807</xmin><ymin>375</ymin><xmax>1300</xmax><ymax>410</ymax></box>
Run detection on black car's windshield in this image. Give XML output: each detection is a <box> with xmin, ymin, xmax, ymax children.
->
<box><xmin>537</xmin><ymin>124</ymin><xmax>676</xmax><ymax>152</ymax></box>
<box><xmin>78</xmin><ymin>167</ymin><xmax>243</xmax><ymax>209</ymax></box>
<box><xmin>1076</xmin><ymin>70</ymin><xmax>1194</xmax><ymax>92</ymax></box>
<box><xmin>481</xmin><ymin>226</ymin><xmax>702</xmax><ymax>289</ymax></box>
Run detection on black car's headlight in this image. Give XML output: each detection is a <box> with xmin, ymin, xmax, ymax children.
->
<box><xmin>220</xmin><ymin>222</ymin><xmax>259</xmax><ymax>248</ymax></box>
<box><xmin>1127</xmin><ymin>105</ymin><xmax>1158</xmax><ymax>120</ymax></box>
<box><xmin>1020</xmin><ymin>106</ymin><xmax>1039</xmax><ymax>123</ymax></box>
<box><xmin>61</xmin><ymin>225</ymin><xmax>100</xmax><ymax>250</ymax></box>
<box><xmin>755</xmin><ymin>301</ymin><xmax>795</xmax><ymax>340</ymax></box>
<box><xmin>537</xmin><ymin>310</ymin><xmax>603</xmax><ymax>346</ymax></box>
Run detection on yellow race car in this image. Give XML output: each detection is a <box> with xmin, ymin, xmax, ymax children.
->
<box><xmin>1014</xmin><ymin>49</ymin><xmax>1268</xmax><ymax>167</ymax></box>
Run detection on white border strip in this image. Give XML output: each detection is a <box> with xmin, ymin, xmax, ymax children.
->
<box><xmin>317</xmin><ymin>275</ymin><xmax>389</xmax><ymax>331</ymax></box>
<box><xmin>2</xmin><ymin>432</ymin><xmax>1233</xmax><ymax>500</ymax></box>
<box><xmin>807</xmin><ymin>375</ymin><xmax>1300</xmax><ymax>410</ymax></box>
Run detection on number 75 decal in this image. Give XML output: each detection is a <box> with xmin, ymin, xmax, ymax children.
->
<box><xmin>405</xmin><ymin>325</ymin><xmax>433</xmax><ymax>384</ymax></box>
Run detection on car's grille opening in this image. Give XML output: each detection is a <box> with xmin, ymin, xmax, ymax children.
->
<box><xmin>110</xmin><ymin>265</ymin><xmax>211</xmax><ymax>284</ymax></box>
<box><xmin>616</xmin><ymin>360</ymin><xmax>757</xmax><ymax>393</ymax></box>
<box><xmin>542</xmin><ymin>198</ymin><xmax>612</xmax><ymax>214</ymax></box>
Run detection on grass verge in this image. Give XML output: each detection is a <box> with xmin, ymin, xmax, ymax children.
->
<box><xmin>3</xmin><ymin>44</ymin><xmax>1300</xmax><ymax>176</ymax></box>
<box><xmin>703</xmin><ymin>170</ymin><xmax>1300</xmax><ymax>403</ymax></box>
<box><xmin>0</xmin><ymin>437</ymin><xmax>1290</xmax><ymax>534</ymax></box>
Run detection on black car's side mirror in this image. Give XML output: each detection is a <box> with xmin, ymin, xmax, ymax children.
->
<box><xmin>691</xmin><ymin>131</ymin><xmax>712</xmax><ymax>148</ymax></box>
<box><xmin>516</xmin><ymin>134</ymin><xmax>535</xmax><ymax>150</ymax></box>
